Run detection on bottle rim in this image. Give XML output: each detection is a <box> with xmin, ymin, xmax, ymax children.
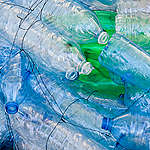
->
<box><xmin>98</xmin><ymin>31</ymin><xmax>109</xmax><ymax>45</ymax></box>
<box><xmin>5</xmin><ymin>102</ymin><xmax>19</xmax><ymax>114</ymax></box>
<box><xmin>65</xmin><ymin>68</ymin><xmax>79</xmax><ymax>80</ymax></box>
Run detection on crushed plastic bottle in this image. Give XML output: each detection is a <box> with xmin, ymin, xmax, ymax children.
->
<box><xmin>99</xmin><ymin>33</ymin><xmax>150</xmax><ymax>90</ymax></box>
<box><xmin>0</xmin><ymin>2</ymin><xmax>94</xmax><ymax>81</ymax></box>
<box><xmin>41</xmin><ymin>0</ymin><xmax>109</xmax><ymax>44</ymax></box>
<box><xmin>0</xmin><ymin>1</ymin><xmax>149</xmax><ymax>150</ymax></box>
<box><xmin>101</xmin><ymin>113</ymin><xmax>150</xmax><ymax>150</ymax></box>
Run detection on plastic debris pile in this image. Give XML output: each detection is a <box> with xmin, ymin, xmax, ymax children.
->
<box><xmin>0</xmin><ymin>0</ymin><xmax>149</xmax><ymax>150</ymax></box>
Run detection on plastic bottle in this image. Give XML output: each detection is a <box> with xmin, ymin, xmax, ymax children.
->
<box><xmin>99</xmin><ymin>33</ymin><xmax>150</xmax><ymax>90</ymax></box>
<box><xmin>7</xmin><ymin>0</ymin><xmax>109</xmax><ymax>44</ymax></box>
<box><xmin>116</xmin><ymin>0</ymin><xmax>150</xmax><ymax>53</ymax></box>
<box><xmin>28</xmin><ymin>71</ymin><xmax>102</xmax><ymax>128</ymax></box>
<box><xmin>78</xmin><ymin>0</ymin><xmax>117</xmax><ymax>11</ymax></box>
<box><xmin>101</xmin><ymin>113</ymin><xmax>150</xmax><ymax>150</ymax></box>
<box><xmin>1</xmin><ymin>52</ymin><xmax>23</xmax><ymax>114</ymax></box>
<box><xmin>8</xmin><ymin>92</ymin><xmax>108</xmax><ymax>150</ymax></box>
<box><xmin>0</xmin><ymin>3</ymin><xmax>94</xmax><ymax>81</ymax></box>
<box><xmin>41</xmin><ymin>0</ymin><xmax>109</xmax><ymax>44</ymax></box>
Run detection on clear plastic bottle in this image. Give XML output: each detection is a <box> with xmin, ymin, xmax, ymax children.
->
<box><xmin>1</xmin><ymin>52</ymin><xmax>22</xmax><ymax>114</ymax></box>
<box><xmin>29</xmin><ymin>71</ymin><xmax>102</xmax><ymax>128</ymax></box>
<box><xmin>0</xmin><ymin>3</ymin><xmax>94</xmax><ymax>81</ymax></box>
<box><xmin>41</xmin><ymin>0</ymin><xmax>109</xmax><ymax>44</ymax></box>
<box><xmin>99</xmin><ymin>33</ymin><xmax>150</xmax><ymax>90</ymax></box>
<box><xmin>116</xmin><ymin>0</ymin><xmax>150</xmax><ymax>52</ymax></box>
<box><xmin>101</xmin><ymin>113</ymin><xmax>150</xmax><ymax>150</ymax></box>
<box><xmin>8</xmin><ymin>92</ymin><xmax>108</xmax><ymax>150</ymax></box>
<box><xmin>7</xmin><ymin>0</ymin><xmax>109</xmax><ymax>44</ymax></box>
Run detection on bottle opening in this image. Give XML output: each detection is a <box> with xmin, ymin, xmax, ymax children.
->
<box><xmin>102</xmin><ymin>117</ymin><xmax>112</xmax><ymax>131</ymax></box>
<box><xmin>98</xmin><ymin>32</ymin><xmax>109</xmax><ymax>45</ymax></box>
<box><xmin>78</xmin><ymin>61</ymin><xmax>93</xmax><ymax>75</ymax></box>
<box><xmin>65</xmin><ymin>69</ymin><xmax>79</xmax><ymax>80</ymax></box>
<box><xmin>5</xmin><ymin>102</ymin><xmax>19</xmax><ymax>114</ymax></box>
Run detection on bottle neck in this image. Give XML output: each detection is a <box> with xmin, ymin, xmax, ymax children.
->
<box><xmin>5</xmin><ymin>102</ymin><xmax>19</xmax><ymax>114</ymax></box>
<box><xmin>101</xmin><ymin>117</ymin><xmax>112</xmax><ymax>131</ymax></box>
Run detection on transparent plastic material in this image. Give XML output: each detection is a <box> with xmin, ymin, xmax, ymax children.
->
<box><xmin>99</xmin><ymin>33</ymin><xmax>150</xmax><ymax>90</ymax></box>
<box><xmin>8</xmin><ymin>0</ymin><xmax>109</xmax><ymax>44</ymax></box>
<box><xmin>41</xmin><ymin>0</ymin><xmax>109</xmax><ymax>44</ymax></box>
<box><xmin>1</xmin><ymin>52</ymin><xmax>22</xmax><ymax>114</ymax></box>
<box><xmin>101</xmin><ymin>113</ymin><xmax>150</xmax><ymax>150</ymax></box>
<box><xmin>29</xmin><ymin>72</ymin><xmax>103</xmax><ymax>128</ymax></box>
<box><xmin>8</xmin><ymin>84</ymin><xmax>109</xmax><ymax>150</ymax></box>
<box><xmin>0</xmin><ymin>2</ymin><xmax>94</xmax><ymax>81</ymax></box>
<box><xmin>124</xmin><ymin>84</ymin><xmax>150</xmax><ymax>116</ymax></box>
<box><xmin>0</xmin><ymin>1</ymin><xmax>149</xmax><ymax>150</ymax></box>
<box><xmin>116</xmin><ymin>0</ymin><xmax>150</xmax><ymax>52</ymax></box>
<box><xmin>78</xmin><ymin>0</ymin><xmax>117</xmax><ymax>11</ymax></box>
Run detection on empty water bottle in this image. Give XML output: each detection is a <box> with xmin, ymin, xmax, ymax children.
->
<box><xmin>99</xmin><ymin>33</ymin><xmax>150</xmax><ymax>89</ymax></box>
<box><xmin>41</xmin><ymin>0</ymin><xmax>109</xmax><ymax>44</ymax></box>
<box><xmin>0</xmin><ymin>3</ymin><xmax>94</xmax><ymax>81</ymax></box>
<box><xmin>116</xmin><ymin>0</ymin><xmax>150</xmax><ymax>52</ymax></box>
<box><xmin>101</xmin><ymin>113</ymin><xmax>150</xmax><ymax>150</ymax></box>
<box><xmin>1</xmin><ymin>52</ymin><xmax>23</xmax><ymax>114</ymax></box>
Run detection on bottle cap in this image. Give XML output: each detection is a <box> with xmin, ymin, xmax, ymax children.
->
<box><xmin>5</xmin><ymin>102</ymin><xmax>19</xmax><ymax>114</ymax></box>
<box><xmin>101</xmin><ymin>117</ymin><xmax>112</xmax><ymax>131</ymax></box>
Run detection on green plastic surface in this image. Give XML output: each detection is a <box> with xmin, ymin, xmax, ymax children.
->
<box><xmin>77</xmin><ymin>10</ymin><xmax>125</xmax><ymax>99</ymax></box>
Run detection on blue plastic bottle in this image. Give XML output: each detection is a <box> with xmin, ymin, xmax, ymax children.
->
<box><xmin>1</xmin><ymin>52</ymin><xmax>23</xmax><ymax>114</ymax></box>
<box><xmin>101</xmin><ymin>113</ymin><xmax>150</xmax><ymax>150</ymax></box>
<box><xmin>99</xmin><ymin>33</ymin><xmax>150</xmax><ymax>90</ymax></box>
